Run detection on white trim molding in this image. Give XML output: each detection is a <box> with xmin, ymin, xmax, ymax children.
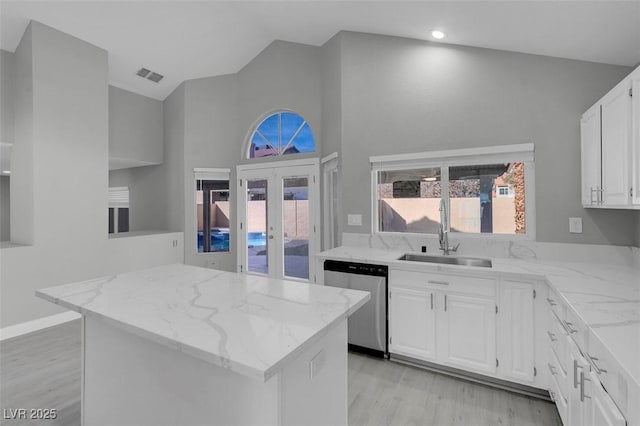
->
<box><xmin>370</xmin><ymin>143</ymin><xmax>535</xmax><ymax>171</ymax></box>
<box><xmin>370</xmin><ymin>144</ymin><xmax>536</xmax><ymax>240</ymax></box>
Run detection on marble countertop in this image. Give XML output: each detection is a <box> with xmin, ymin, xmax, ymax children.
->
<box><xmin>36</xmin><ymin>264</ymin><xmax>370</xmax><ymax>381</ymax></box>
<box><xmin>318</xmin><ymin>246</ymin><xmax>640</xmax><ymax>388</ymax></box>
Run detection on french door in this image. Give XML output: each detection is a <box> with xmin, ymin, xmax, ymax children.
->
<box><xmin>237</xmin><ymin>159</ymin><xmax>320</xmax><ymax>282</ymax></box>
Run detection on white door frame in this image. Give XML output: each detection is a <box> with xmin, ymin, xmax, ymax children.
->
<box><xmin>237</xmin><ymin>158</ymin><xmax>320</xmax><ymax>283</ymax></box>
<box><xmin>321</xmin><ymin>152</ymin><xmax>339</xmax><ymax>250</ymax></box>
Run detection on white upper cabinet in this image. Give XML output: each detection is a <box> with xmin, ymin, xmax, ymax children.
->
<box><xmin>581</xmin><ymin>65</ymin><xmax>639</xmax><ymax>209</ymax></box>
<box><xmin>581</xmin><ymin>105</ymin><xmax>602</xmax><ymax>206</ymax></box>
<box><xmin>632</xmin><ymin>78</ymin><xmax>640</xmax><ymax>205</ymax></box>
<box><xmin>600</xmin><ymin>81</ymin><xmax>631</xmax><ymax>205</ymax></box>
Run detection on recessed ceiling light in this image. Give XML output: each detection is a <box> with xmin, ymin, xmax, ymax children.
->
<box><xmin>2</xmin><ymin>170</ymin><xmax>10</xmax><ymax>174</ymax></box>
<box><xmin>431</xmin><ymin>30</ymin><xmax>445</xmax><ymax>40</ymax></box>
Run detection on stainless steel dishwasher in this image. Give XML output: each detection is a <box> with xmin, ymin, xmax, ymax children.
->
<box><xmin>323</xmin><ymin>260</ymin><xmax>388</xmax><ymax>357</ymax></box>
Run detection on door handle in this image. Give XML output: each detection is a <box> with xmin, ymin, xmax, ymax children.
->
<box><xmin>547</xmin><ymin>331</ymin><xmax>557</xmax><ymax>342</ymax></box>
<box><xmin>430</xmin><ymin>293</ymin><xmax>434</xmax><ymax>310</ymax></box>
<box><xmin>444</xmin><ymin>294</ymin><xmax>447</xmax><ymax>312</ymax></box>
<box><xmin>428</xmin><ymin>280</ymin><xmax>449</xmax><ymax>285</ymax></box>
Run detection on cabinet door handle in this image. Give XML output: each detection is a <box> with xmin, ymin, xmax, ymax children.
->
<box><xmin>546</xmin><ymin>297</ymin><xmax>557</xmax><ymax>307</ymax></box>
<box><xmin>548</xmin><ymin>363</ymin><xmax>557</xmax><ymax>376</ymax></box>
<box><xmin>428</xmin><ymin>280</ymin><xmax>449</xmax><ymax>285</ymax></box>
<box><xmin>430</xmin><ymin>293</ymin><xmax>434</xmax><ymax>310</ymax></box>
<box><xmin>573</xmin><ymin>359</ymin><xmax>582</xmax><ymax>389</ymax></box>
<box><xmin>547</xmin><ymin>331</ymin><xmax>557</xmax><ymax>342</ymax></box>
<box><xmin>564</xmin><ymin>321</ymin><xmax>578</xmax><ymax>334</ymax></box>
<box><xmin>444</xmin><ymin>294</ymin><xmax>447</xmax><ymax>312</ymax></box>
<box><xmin>586</xmin><ymin>354</ymin><xmax>607</xmax><ymax>374</ymax></box>
<box><xmin>580</xmin><ymin>371</ymin><xmax>591</xmax><ymax>402</ymax></box>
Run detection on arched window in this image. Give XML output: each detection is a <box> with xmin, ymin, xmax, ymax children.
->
<box><xmin>248</xmin><ymin>111</ymin><xmax>315</xmax><ymax>159</ymax></box>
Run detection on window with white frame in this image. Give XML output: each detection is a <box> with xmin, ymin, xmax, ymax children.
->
<box><xmin>194</xmin><ymin>168</ymin><xmax>231</xmax><ymax>253</ymax></box>
<box><xmin>371</xmin><ymin>144</ymin><xmax>534</xmax><ymax>236</ymax></box>
<box><xmin>247</xmin><ymin>111</ymin><xmax>315</xmax><ymax>158</ymax></box>
<box><xmin>108</xmin><ymin>187</ymin><xmax>129</xmax><ymax>234</ymax></box>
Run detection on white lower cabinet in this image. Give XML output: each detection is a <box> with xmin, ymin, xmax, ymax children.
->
<box><xmin>439</xmin><ymin>293</ymin><xmax>496</xmax><ymax>375</ymax></box>
<box><xmin>388</xmin><ymin>268</ymin><xmax>537</xmax><ymax>385</ymax></box>
<box><xmin>544</xmin><ymin>297</ymin><xmax>627</xmax><ymax>426</ymax></box>
<box><xmin>389</xmin><ymin>287</ymin><xmax>436</xmax><ymax>361</ymax></box>
<box><xmin>568</xmin><ymin>336</ymin><xmax>590</xmax><ymax>426</ymax></box>
<box><xmin>497</xmin><ymin>279</ymin><xmax>536</xmax><ymax>384</ymax></box>
<box><xmin>585</xmin><ymin>371</ymin><xmax>626</xmax><ymax>426</ymax></box>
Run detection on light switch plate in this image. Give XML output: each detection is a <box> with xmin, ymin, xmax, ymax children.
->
<box><xmin>347</xmin><ymin>214</ymin><xmax>362</xmax><ymax>226</ymax></box>
<box><xmin>569</xmin><ymin>217</ymin><xmax>582</xmax><ymax>234</ymax></box>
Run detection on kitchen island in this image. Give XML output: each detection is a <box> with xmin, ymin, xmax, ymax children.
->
<box><xmin>36</xmin><ymin>264</ymin><xmax>369</xmax><ymax>426</ymax></box>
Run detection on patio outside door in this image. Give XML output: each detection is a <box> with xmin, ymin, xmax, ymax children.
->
<box><xmin>237</xmin><ymin>159</ymin><xmax>320</xmax><ymax>282</ymax></box>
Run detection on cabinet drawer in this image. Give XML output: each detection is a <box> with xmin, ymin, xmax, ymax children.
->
<box><xmin>390</xmin><ymin>269</ymin><xmax>495</xmax><ymax>297</ymax></box>
<box><xmin>549</xmin><ymin>310</ymin><xmax>568</xmax><ymax>374</ymax></box>
<box><xmin>548</xmin><ymin>345</ymin><xmax>570</xmax><ymax>399</ymax></box>
<box><xmin>564</xmin><ymin>307</ymin><xmax>587</xmax><ymax>350</ymax></box>
<box><xmin>586</xmin><ymin>336</ymin><xmax>628</xmax><ymax>418</ymax></box>
<box><xmin>545</xmin><ymin>288</ymin><xmax>562</xmax><ymax>315</ymax></box>
<box><xmin>549</xmin><ymin>360</ymin><xmax>569</xmax><ymax>426</ymax></box>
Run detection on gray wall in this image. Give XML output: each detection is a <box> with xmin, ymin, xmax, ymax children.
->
<box><xmin>109</xmin><ymin>85</ymin><xmax>163</xmax><ymax>165</ymax></box>
<box><xmin>1</xmin><ymin>50</ymin><xmax>13</xmax><ymax>242</ymax></box>
<box><xmin>336</xmin><ymin>32</ymin><xmax>636</xmax><ymax>246</ymax></box>
<box><xmin>1</xmin><ymin>50</ymin><xmax>14</xmax><ymax>143</ymax></box>
<box><xmin>237</xmin><ymin>40</ymin><xmax>323</xmax><ymax>165</ymax></box>
<box><xmin>107</xmin><ymin>86</ymin><xmax>167</xmax><ymax>232</ymax></box>
<box><xmin>108</xmin><ymin>166</ymin><xmax>165</xmax><ymax>232</ymax></box>
<box><xmin>171</xmin><ymin>40</ymin><xmax>324</xmax><ymax>271</ymax></box>
<box><xmin>183</xmin><ymin>74</ymin><xmax>238</xmax><ymax>270</ymax></box>
<box><xmin>0</xmin><ymin>176</ymin><xmax>9</xmax><ymax>241</ymax></box>
<box><xmin>163</xmin><ymin>83</ymin><xmax>186</xmax><ymax>233</ymax></box>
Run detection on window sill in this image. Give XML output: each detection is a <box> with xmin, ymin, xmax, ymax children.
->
<box><xmin>108</xmin><ymin>230</ymin><xmax>175</xmax><ymax>239</ymax></box>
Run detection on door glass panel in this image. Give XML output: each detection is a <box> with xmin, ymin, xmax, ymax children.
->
<box><xmin>247</xmin><ymin>179</ymin><xmax>268</xmax><ymax>274</ymax></box>
<box><xmin>282</xmin><ymin>177</ymin><xmax>309</xmax><ymax>279</ymax></box>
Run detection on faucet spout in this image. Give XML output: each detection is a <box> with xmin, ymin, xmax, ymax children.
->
<box><xmin>438</xmin><ymin>199</ymin><xmax>459</xmax><ymax>255</ymax></box>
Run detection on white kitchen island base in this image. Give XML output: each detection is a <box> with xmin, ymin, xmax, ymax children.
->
<box><xmin>82</xmin><ymin>315</ymin><xmax>348</xmax><ymax>426</ymax></box>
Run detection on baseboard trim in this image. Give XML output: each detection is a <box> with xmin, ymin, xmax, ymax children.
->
<box><xmin>390</xmin><ymin>353</ymin><xmax>551</xmax><ymax>401</ymax></box>
<box><xmin>0</xmin><ymin>311</ymin><xmax>81</xmax><ymax>342</ymax></box>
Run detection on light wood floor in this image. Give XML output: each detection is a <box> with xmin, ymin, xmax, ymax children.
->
<box><xmin>349</xmin><ymin>354</ymin><xmax>562</xmax><ymax>426</ymax></box>
<box><xmin>1</xmin><ymin>321</ymin><xmax>561</xmax><ymax>426</ymax></box>
<box><xmin>1</xmin><ymin>320</ymin><xmax>81</xmax><ymax>426</ymax></box>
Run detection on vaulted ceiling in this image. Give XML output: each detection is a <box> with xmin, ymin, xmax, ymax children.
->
<box><xmin>2</xmin><ymin>1</ymin><xmax>639</xmax><ymax>100</ymax></box>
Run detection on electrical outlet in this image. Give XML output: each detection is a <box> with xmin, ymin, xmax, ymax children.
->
<box><xmin>347</xmin><ymin>214</ymin><xmax>362</xmax><ymax>226</ymax></box>
<box><xmin>309</xmin><ymin>349</ymin><xmax>326</xmax><ymax>379</ymax></box>
<box><xmin>569</xmin><ymin>217</ymin><xmax>582</xmax><ymax>234</ymax></box>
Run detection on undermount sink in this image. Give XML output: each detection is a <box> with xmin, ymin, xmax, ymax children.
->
<box><xmin>397</xmin><ymin>253</ymin><xmax>493</xmax><ymax>268</ymax></box>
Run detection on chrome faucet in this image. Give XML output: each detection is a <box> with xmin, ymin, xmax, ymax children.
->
<box><xmin>438</xmin><ymin>199</ymin><xmax>460</xmax><ymax>255</ymax></box>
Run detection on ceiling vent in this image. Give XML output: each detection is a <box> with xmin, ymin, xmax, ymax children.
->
<box><xmin>136</xmin><ymin>67</ymin><xmax>163</xmax><ymax>83</ymax></box>
<box><xmin>136</xmin><ymin>68</ymin><xmax>151</xmax><ymax>78</ymax></box>
<box><xmin>147</xmin><ymin>72</ymin><xmax>164</xmax><ymax>83</ymax></box>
